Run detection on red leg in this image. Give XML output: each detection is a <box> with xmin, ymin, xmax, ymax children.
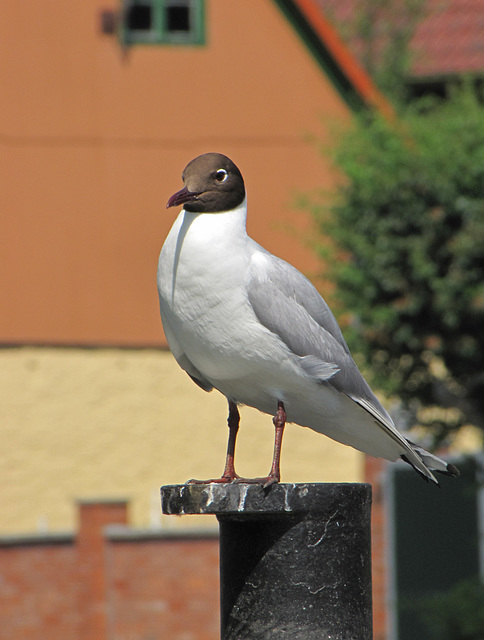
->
<box><xmin>188</xmin><ymin>400</ymin><xmax>286</xmax><ymax>488</ymax></box>
<box><xmin>232</xmin><ymin>400</ymin><xmax>286</xmax><ymax>488</ymax></box>
<box><xmin>220</xmin><ymin>401</ymin><xmax>240</xmax><ymax>481</ymax></box>
<box><xmin>263</xmin><ymin>400</ymin><xmax>286</xmax><ymax>487</ymax></box>
<box><xmin>187</xmin><ymin>400</ymin><xmax>240</xmax><ymax>484</ymax></box>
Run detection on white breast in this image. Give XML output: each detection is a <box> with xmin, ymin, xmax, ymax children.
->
<box><xmin>157</xmin><ymin>201</ymin><xmax>281</xmax><ymax>386</ymax></box>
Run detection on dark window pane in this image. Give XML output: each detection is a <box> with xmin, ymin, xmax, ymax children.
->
<box><xmin>126</xmin><ymin>4</ymin><xmax>153</xmax><ymax>30</ymax></box>
<box><xmin>166</xmin><ymin>6</ymin><xmax>190</xmax><ymax>32</ymax></box>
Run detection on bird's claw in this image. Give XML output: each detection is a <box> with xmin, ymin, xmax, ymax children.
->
<box><xmin>186</xmin><ymin>475</ymin><xmax>238</xmax><ymax>485</ymax></box>
<box><xmin>231</xmin><ymin>475</ymin><xmax>280</xmax><ymax>489</ymax></box>
<box><xmin>185</xmin><ymin>474</ymin><xmax>279</xmax><ymax>488</ymax></box>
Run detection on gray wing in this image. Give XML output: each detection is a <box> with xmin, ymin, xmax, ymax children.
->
<box><xmin>177</xmin><ymin>353</ymin><xmax>214</xmax><ymax>392</ymax></box>
<box><xmin>247</xmin><ymin>247</ymin><xmax>388</xmax><ymax>411</ymax></box>
<box><xmin>247</xmin><ymin>247</ymin><xmax>443</xmax><ymax>480</ymax></box>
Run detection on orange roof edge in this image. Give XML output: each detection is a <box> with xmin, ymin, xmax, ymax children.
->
<box><xmin>291</xmin><ymin>0</ymin><xmax>394</xmax><ymax>119</ymax></box>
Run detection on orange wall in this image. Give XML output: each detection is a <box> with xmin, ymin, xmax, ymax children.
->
<box><xmin>0</xmin><ymin>0</ymin><xmax>351</xmax><ymax>345</ymax></box>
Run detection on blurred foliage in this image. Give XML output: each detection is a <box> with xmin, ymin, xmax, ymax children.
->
<box><xmin>312</xmin><ymin>85</ymin><xmax>484</xmax><ymax>437</ymax></box>
<box><xmin>418</xmin><ymin>577</ymin><xmax>484</xmax><ymax>640</ymax></box>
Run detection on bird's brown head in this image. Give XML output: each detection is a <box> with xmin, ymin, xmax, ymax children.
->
<box><xmin>167</xmin><ymin>153</ymin><xmax>246</xmax><ymax>213</ymax></box>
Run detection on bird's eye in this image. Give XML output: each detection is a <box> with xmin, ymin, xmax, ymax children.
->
<box><xmin>215</xmin><ymin>169</ymin><xmax>228</xmax><ymax>182</ymax></box>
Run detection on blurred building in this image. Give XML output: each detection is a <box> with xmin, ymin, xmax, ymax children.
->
<box><xmin>320</xmin><ymin>0</ymin><xmax>484</xmax><ymax>97</ymax></box>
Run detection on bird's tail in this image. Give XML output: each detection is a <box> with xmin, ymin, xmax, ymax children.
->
<box><xmin>402</xmin><ymin>440</ymin><xmax>460</xmax><ymax>484</ymax></box>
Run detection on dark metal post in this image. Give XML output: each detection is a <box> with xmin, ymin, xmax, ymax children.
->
<box><xmin>161</xmin><ymin>483</ymin><xmax>372</xmax><ymax>640</ymax></box>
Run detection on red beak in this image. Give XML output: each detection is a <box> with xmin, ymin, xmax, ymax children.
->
<box><xmin>166</xmin><ymin>186</ymin><xmax>202</xmax><ymax>209</ymax></box>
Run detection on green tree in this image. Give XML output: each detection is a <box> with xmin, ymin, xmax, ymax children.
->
<box><xmin>313</xmin><ymin>86</ymin><xmax>484</xmax><ymax>437</ymax></box>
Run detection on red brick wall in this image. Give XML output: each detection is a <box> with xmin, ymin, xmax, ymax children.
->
<box><xmin>0</xmin><ymin>501</ymin><xmax>219</xmax><ymax>640</ymax></box>
<box><xmin>365</xmin><ymin>456</ymin><xmax>388</xmax><ymax>640</ymax></box>
<box><xmin>77</xmin><ymin>501</ymin><xmax>129</xmax><ymax>640</ymax></box>
<box><xmin>108</xmin><ymin>538</ymin><xmax>219</xmax><ymax>640</ymax></box>
<box><xmin>0</xmin><ymin>542</ymin><xmax>79</xmax><ymax>640</ymax></box>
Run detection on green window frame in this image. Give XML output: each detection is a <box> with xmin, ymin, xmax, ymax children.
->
<box><xmin>121</xmin><ymin>0</ymin><xmax>205</xmax><ymax>46</ymax></box>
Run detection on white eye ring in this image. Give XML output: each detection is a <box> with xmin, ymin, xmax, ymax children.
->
<box><xmin>215</xmin><ymin>169</ymin><xmax>228</xmax><ymax>182</ymax></box>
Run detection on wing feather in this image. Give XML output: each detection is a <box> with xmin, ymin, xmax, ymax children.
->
<box><xmin>247</xmin><ymin>248</ymin><xmax>363</xmax><ymax>389</ymax></box>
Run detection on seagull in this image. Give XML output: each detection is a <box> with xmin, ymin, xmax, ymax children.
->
<box><xmin>157</xmin><ymin>153</ymin><xmax>459</xmax><ymax>487</ymax></box>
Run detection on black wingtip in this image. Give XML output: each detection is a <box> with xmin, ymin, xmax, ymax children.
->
<box><xmin>440</xmin><ymin>463</ymin><xmax>460</xmax><ymax>478</ymax></box>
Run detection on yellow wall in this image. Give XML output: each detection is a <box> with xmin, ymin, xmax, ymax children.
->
<box><xmin>0</xmin><ymin>347</ymin><xmax>363</xmax><ymax>534</ymax></box>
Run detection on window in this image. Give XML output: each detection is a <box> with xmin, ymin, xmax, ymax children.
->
<box><xmin>122</xmin><ymin>0</ymin><xmax>205</xmax><ymax>46</ymax></box>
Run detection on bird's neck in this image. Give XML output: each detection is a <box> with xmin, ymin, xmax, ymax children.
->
<box><xmin>180</xmin><ymin>197</ymin><xmax>248</xmax><ymax>245</ymax></box>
